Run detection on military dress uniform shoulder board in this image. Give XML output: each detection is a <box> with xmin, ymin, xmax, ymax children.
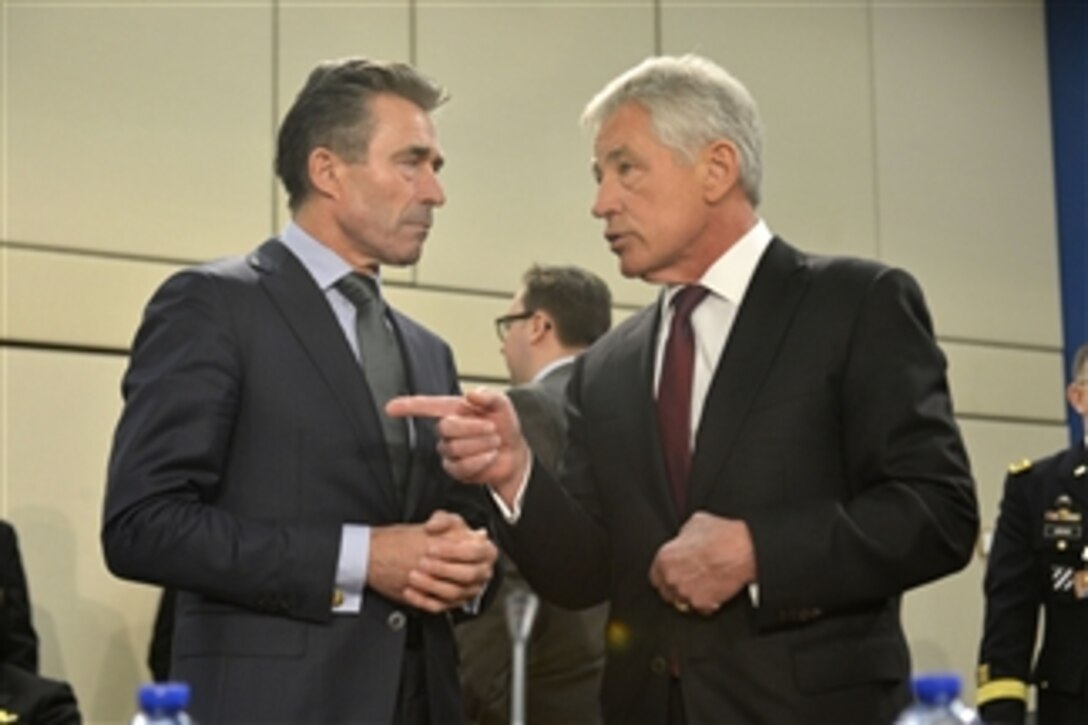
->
<box><xmin>1007</xmin><ymin>458</ymin><xmax>1033</xmax><ymax>475</ymax></box>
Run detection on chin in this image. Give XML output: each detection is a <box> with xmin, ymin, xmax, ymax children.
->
<box><xmin>617</xmin><ymin>260</ymin><xmax>646</xmax><ymax>280</ymax></box>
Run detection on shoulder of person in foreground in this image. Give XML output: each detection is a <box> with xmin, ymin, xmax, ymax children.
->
<box><xmin>0</xmin><ymin>663</ymin><xmax>82</xmax><ymax>725</ymax></box>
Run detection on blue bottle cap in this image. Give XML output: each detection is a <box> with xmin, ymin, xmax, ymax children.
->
<box><xmin>912</xmin><ymin>672</ymin><xmax>961</xmax><ymax>705</ymax></box>
<box><xmin>138</xmin><ymin>682</ymin><xmax>191</xmax><ymax>712</ymax></box>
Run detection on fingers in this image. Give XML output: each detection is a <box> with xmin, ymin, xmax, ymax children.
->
<box><xmin>403</xmin><ymin>541</ymin><xmax>496</xmax><ymax>612</ymax></box>
<box><xmin>386</xmin><ymin>394</ymin><xmax>469</xmax><ymax>419</ymax></box>
<box><xmin>385</xmin><ymin>388</ymin><xmax>506</xmax><ymax>421</ymax></box>
<box><xmin>422</xmin><ymin>510</ymin><xmax>465</xmax><ymax>535</ymax></box>
<box><xmin>649</xmin><ymin>538</ymin><xmax>724</xmax><ymax>617</ymax></box>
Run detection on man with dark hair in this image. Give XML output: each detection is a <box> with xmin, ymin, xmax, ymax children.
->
<box><xmin>457</xmin><ymin>265</ymin><xmax>611</xmax><ymax>724</ymax></box>
<box><xmin>977</xmin><ymin>342</ymin><xmax>1088</xmax><ymax>724</ymax></box>
<box><xmin>391</xmin><ymin>54</ymin><xmax>978</xmax><ymax>723</ymax></box>
<box><xmin>102</xmin><ymin>57</ymin><xmax>497</xmax><ymax>723</ymax></box>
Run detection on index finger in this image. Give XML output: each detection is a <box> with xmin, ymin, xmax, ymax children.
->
<box><xmin>386</xmin><ymin>395</ymin><xmax>470</xmax><ymax>419</ymax></box>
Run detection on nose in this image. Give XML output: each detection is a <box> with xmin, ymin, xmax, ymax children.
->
<box><xmin>591</xmin><ymin>177</ymin><xmax>619</xmax><ymax>219</ymax></box>
<box><xmin>420</xmin><ymin>166</ymin><xmax>446</xmax><ymax>207</ymax></box>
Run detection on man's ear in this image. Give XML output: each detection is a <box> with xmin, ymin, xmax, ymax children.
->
<box><xmin>701</xmin><ymin>139</ymin><xmax>742</xmax><ymax>204</ymax></box>
<box><xmin>308</xmin><ymin>147</ymin><xmax>342</xmax><ymax>200</ymax></box>
<box><xmin>528</xmin><ymin>311</ymin><xmax>553</xmax><ymax>344</ymax></box>
<box><xmin>1068</xmin><ymin>381</ymin><xmax>1088</xmax><ymax>416</ymax></box>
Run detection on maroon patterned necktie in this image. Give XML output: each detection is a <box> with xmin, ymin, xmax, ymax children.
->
<box><xmin>656</xmin><ymin>285</ymin><xmax>710</xmax><ymax>513</ymax></box>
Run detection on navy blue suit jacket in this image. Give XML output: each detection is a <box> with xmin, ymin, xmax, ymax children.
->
<box><xmin>103</xmin><ymin>238</ymin><xmax>490</xmax><ymax>723</ymax></box>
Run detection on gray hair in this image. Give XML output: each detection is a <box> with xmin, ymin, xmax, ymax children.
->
<box><xmin>1074</xmin><ymin>343</ymin><xmax>1088</xmax><ymax>382</ymax></box>
<box><xmin>582</xmin><ymin>54</ymin><xmax>763</xmax><ymax>207</ymax></box>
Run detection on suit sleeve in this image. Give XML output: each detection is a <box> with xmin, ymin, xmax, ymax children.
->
<box><xmin>507</xmin><ymin>386</ymin><xmax>566</xmax><ymax>477</ymax></box>
<box><xmin>746</xmin><ymin>267</ymin><xmax>978</xmax><ymax>615</ymax></box>
<box><xmin>976</xmin><ymin>471</ymin><xmax>1038</xmax><ymax>723</ymax></box>
<box><xmin>0</xmin><ymin>523</ymin><xmax>39</xmax><ymax>673</ymax></box>
<box><xmin>496</xmin><ymin>365</ymin><xmax>611</xmax><ymax>610</ymax></box>
<box><xmin>101</xmin><ymin>269</ymin><xmax>341</xmax><ymax>623</ymax></box>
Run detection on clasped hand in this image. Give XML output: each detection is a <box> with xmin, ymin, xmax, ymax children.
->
<box><xmin>369</xmin><ymin>510</ymin><xmax>497</xmax><ymax>613</ymax></box>
<box><xmin>649</xmin><ymin>512</ymin><xmax>757</xmax><ymax>616</ymax></box>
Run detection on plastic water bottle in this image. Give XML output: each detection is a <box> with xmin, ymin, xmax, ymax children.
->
<box><xmin>131</xmin><ymin>682</ymin><xmax>193</xmax><ymax>725</ymax></box>
<box><xmin>894</xmin><ymin>673</ymin><xmax>982</xmax><ymax>725</ymax></box>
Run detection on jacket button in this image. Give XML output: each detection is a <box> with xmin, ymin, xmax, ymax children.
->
<box><xmin>332</xmin><ymin>589</ymin><xmax>345</xmax><ymax>607</ymax></box>
<box><xmin>650</xmin><ymin>656</ymin><xmax>668</xmax><ymax>675</ymax></box>
<box><xmin>387</xmin><ymin>610</ymin><xmax>407</xmax><ymax>632</ymax></box>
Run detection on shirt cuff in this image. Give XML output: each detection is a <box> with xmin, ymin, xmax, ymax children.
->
<box><xmin>490</xmin><ymin>463</ymin><xmax>532</xmax><ymax>523</ymax></box>
<box><xmin>333</xmin><ymin>524</ymin><xmax>369</xmax><ymax>613</ymax></box>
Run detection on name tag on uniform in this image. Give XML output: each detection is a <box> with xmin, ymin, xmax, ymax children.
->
<box><xmin>1043</xmin><ymin>523</ymin><xmax>1082</xmax><ymax>540</ymax></box>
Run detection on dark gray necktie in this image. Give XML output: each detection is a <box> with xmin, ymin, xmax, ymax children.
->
<box><xmin>336</xmin><ymin>273</ymin><xmax>409</xmax><ymax>494</ymax></box>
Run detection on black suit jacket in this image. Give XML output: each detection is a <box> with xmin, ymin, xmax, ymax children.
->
<box><xmin>0</xmin><ymin>521</ymin><xmax>38</xmax><ymax>674</ymax></box>
<box><xmin>978</xmin><ymin>444</ymin><xmax>1088</xmax><ymax>724</ymax></box>
<box><xmin>0</xmin><ymin>664</ymin><xmax>80</xmax><ymax>725</ymax></box>
<box><xmin>499</xmin><ymin>238</ymin><xmax>978</xmax><ymax>723</ymax></box>
<box><xmin>102</xmin><ymin>238</ymin><xmax>491</xmax><ymax>723</ymax></box>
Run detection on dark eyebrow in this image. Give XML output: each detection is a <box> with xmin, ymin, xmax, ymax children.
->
<box><xmin>397</xmin><ymin>144</ymin><xmax>445</xmax><ymax>171</ymax></box>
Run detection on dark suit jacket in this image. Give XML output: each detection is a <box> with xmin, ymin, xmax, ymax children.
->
<box><xmin>102</xmin><ymin>238</ymin><xmax>491</xmax><ymax>723</ymax></box>
<box><xmin>0</xmin><ymin>664</ymin><xmax>80</xmax><ymax>725</ymax></box>
<box><xmin>0</xmin><ymin>521</ymin><xmax>38</xmax><ymax>674</ymax></box>
<box><xmin>499</xmin><ymin>238</ymin><xmax>978</xmax><ymax>723</ymax></box>
<box><xmin>456</xmin><ymin>363</ymin><xmax>607</xmax><ymax>725</ymax></box>
<box><xmin>978</xmin><ymin>444</ymin><xmax>1088</xmax><ymax>724</ymax></box>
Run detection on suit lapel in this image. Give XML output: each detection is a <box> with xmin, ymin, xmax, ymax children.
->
<box><xmin>616</xmin><ymin>304</ymin><xmax>680</xmax><ymax>523</ymax></box>
<box><xmin>389</xmin><ymin>309</ymin><xmax>455</xmax><ymax>519</ymax></box>
<box><xmin>687</xmin><ymin>238</ymin><xmax>810</xmax><ymax>511</ymax></box>
<box><xmin>392</xmin><ymin>313</ymin><xmax>427</xmax><ymax>519</ymax></box>
<box><xmin>249</xmin><ymin>239</ymin><xmax>399</xmax><ymax>513</ymax></box>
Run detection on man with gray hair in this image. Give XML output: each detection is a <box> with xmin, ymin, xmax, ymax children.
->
<box><xmin>391</xmin><ymin>54</ymin><xmax>978</xmax><ymax>723</ymax></box>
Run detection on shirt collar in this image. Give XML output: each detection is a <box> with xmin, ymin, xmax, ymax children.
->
<box><xmin>531</xmin><ymin>356</ymin><xmax>576</xmax><ymax>383</ymax></box>
<box><xmin>662</xmin><ymin>218</ymin><xmax>773</xmax><ymax>307</ymax></box>
<box><xmin>281</xmin><ymin>221</ymin><xmax>379</xmax><ymax>292</ymax></box>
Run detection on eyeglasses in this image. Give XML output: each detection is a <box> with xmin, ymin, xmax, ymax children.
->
<box><xmin>494</xmin><ymin>311</ymin><xmax>534</xmax><ymax>341</ymax></box>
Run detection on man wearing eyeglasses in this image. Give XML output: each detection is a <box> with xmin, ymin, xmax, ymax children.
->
<box><xmin>977</xmin><ymin>342</ymin><xmax>1088</xmax><ymax>724</ymax></box>
<box><xmin>457</xmin><ymin>264</ymin><xmax>612</xmax><ymax>725</ymax></box>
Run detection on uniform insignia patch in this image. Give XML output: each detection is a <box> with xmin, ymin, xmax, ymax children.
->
<box><xmin>1051</xmin><ymin>565</ymin><xmax>1075</xmax><ymax>592</ymax></box>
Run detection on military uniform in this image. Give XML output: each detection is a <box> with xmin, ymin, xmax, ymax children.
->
<box><xmin>977</xmin><ymin>445</ymin><xmax>1088</xmax><ymax>723</ymax></box>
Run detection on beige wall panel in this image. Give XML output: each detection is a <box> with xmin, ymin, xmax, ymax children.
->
<box><xmin>1</xmin><ymin>2</ymin><xmax>6</xmax><ymax>237</ymax></box>
<box><xmin>944</xmin><ymin>342</ymin><xmax>1066</xmax><ymax>422</ymax></box>
<box><xmin>414</xmin><ymin>4</ymin><xmax>657</xmax><ymax>306</ymax></box>
<box><xmin>386</xmin><ymin>284</ymin><xmax>509</xmax><ymax>382</ymax></box>
<box><xmin>0</xmin><ymin>248</ymin><xmax>8</xmax><ymax>337</ymax></box>
<box><xmin>903</xmin><ymin>417</ymin><xmax>1067</xmax><ymax>703</ymax></box>
<box><xmin>5</xmin><ymin>3</ymin><xmax>274</xmax><ymax>259</ymax></box>
<box><xmin>662</xmin><ymin>2</ymin><xmax>879</xmax><ymax>259</ymax></box>
<box><xmin>3</xmin><ymin>348</ymin><xmax>155</xmax><ymax>723</ymax></box>
<box><xmin>6</xmin><ymin>248</ymin><xmax>180</xmax><ymax>349</ymax></box>
<box><xmin>872</xmin><ymin>2</ymin><xmax>1060</xmax><ymax>346</ymax></box>
<box><xmin>276</xmin><ymin>1</ymin><xmax>415</xmax><ymax>283</ymax></box>
<box><xmin>963</xmin><ymin>418</ymin><xmax>1070</xmax><ymax>532</ymax></box>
